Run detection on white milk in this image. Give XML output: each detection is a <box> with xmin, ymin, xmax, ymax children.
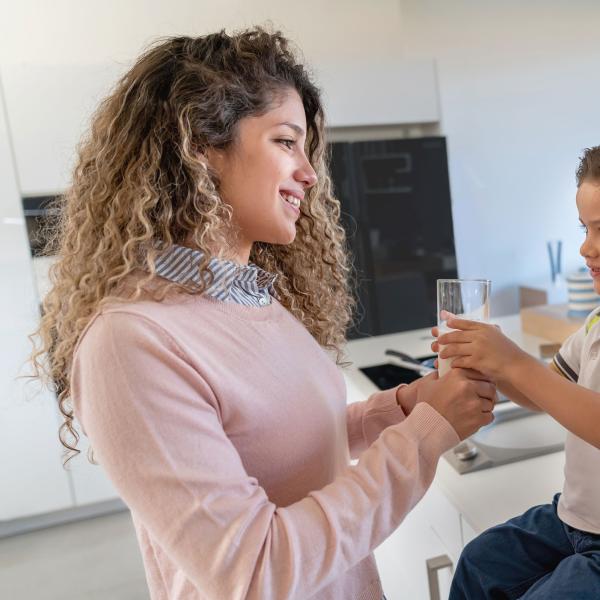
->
<box><xmin>437</xmin><ymin>321</ymin><xmax>453</xmax><ymax>377</ymax></box>
<box><xmin>437</xmin><ymin>308</ymin><xmax>488</xmax><ymax>376</ymax></box>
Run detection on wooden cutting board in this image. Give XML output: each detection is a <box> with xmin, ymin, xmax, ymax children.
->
<box><xmin>520</xmin><ymin>303</ymin><xmax>585</xmax><ymax>343</ymax></box>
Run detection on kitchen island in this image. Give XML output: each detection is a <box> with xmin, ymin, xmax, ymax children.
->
<box><xmin>343</xmin><ymin>314</ymin><xmax>565</xmax><ymax>599</ymax></box>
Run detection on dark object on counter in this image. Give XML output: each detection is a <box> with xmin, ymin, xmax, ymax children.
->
<box><xmin>385</xmin><ymin>349</ymin><xmax>436</xmax><ymax>375</ymax></box>
<box><xmin>330</xmin><ymin>137</ymin><xmax>457</xmax><ymax>338</ymax></box>
<box><xmin>22</xmin><ymin>195</ymin><xmax>60</xmax><ymax>257</ymax></box>
<box><xmin>360</xmin><ymin>355</ymin><xmax>437</xmax><ymax>388</ymax></box>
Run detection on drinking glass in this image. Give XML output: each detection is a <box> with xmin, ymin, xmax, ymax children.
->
<box><xmin>437</xmin><ymin>279</ymin><xmax>491</xmax><ymax>376</ymax></box>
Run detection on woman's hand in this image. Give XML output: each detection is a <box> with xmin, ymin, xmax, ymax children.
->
<box><xmin>411</xmin><ymin>369</ymin><xmax>496</xmax><ymax>440</ymax></box>
<box><xmin>396</xmin><ymin>376</ymin><xmax>427</xmax><ymax>414</ymax></box>
<box><xmin>434</xmin><ymin>318</ymin><xmax>533</xmax><ymax>381</ymax></box>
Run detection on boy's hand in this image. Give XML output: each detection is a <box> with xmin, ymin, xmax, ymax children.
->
<box><xmin>433</xmin><ymin>318</ymin><xmax>531</xmax><ymax>381</ymax></box>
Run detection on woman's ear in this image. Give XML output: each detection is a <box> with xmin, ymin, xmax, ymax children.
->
<box><xmin>201</xmin><ymin>147</ymin><xmax>225</xmax><ymax>174</ymax></box>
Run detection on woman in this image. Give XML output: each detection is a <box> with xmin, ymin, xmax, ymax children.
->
<box><xmin>32</xmin><ymin>27</ymin><xmax>495</xmax><ymax>599</ymax></box>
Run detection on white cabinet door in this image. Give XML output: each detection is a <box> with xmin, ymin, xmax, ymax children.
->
<box><xmin>317</xmin><ymin>59</ymin><xmax>439</xmax><ymax>128</ymax></box>
<box><xmin>2</xmin><ymin>62</ymin><xmax>122</xmax><ymax>196</ymax></box>
<box><xmin>375</xmin><ymin>491</ymin><xmax>453</xmax><ymax>600</ymax></box>
<box><xmin>421</xmin><ymin>483</ymin><xmax>464</xmax><ymax>566</ymax></box>
<box><xmin>0</xmin><ymin>73</ymin><xmax>22</xmax><ymax>219</ymax></box>
<box><xmin>0</xmin><ymin>79</ymin><xmax>73</xmax><ymax>520</ymax></box>
<box><xmin>0</xmin><ymin>223</ymin><xmax>73</xmax><ymax>520</ymax></box>
<box><xmin>28</xmin><ymin>256</ymin><xmax>121</xmax><ymax>507</ymax></box>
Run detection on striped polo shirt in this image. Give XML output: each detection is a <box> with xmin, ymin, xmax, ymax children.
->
<box><xmin>153</xmin><ymin>244</ymin><xmax>276</xmax><ymax>307</ymax></box>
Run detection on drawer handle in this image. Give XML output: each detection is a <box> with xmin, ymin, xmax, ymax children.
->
<box><xmin>426</xmin><ymin>554</ymin><xmax>453</xmax><ymax>600</ymax></box>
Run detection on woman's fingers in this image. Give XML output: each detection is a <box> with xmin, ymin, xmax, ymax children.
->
<box><xmin>473</xmin><ymin>380</ymin><xmax>496</xmax><ymax>401</ymax></box>
<box><xmin>480</xmin><ymin>397</ymin><xmax>495</xmax><ymax>413</ymax></box>
<box><xmin>482</xmin><ymin>411</ymin><xmax>495</xmax><ymax>425</ymax></box>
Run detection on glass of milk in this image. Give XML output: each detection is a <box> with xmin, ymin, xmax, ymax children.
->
<box><xmin>437</xmin><ymin>279</ymin><xmax>491</xmax><ymax>377</ymax></box>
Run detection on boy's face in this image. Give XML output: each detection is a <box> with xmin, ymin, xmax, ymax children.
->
<box><xmin>577</xmin><ymin>179</ymin><xmax>600</xmax><ymax>293</ymax></box>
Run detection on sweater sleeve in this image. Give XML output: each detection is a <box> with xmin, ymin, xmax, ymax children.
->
<box><xmin>346</xmin><ymin>387</ymin><xmax>408</xmax><ymax>459</ymax></box>
<box><xmin>72</xmin><ymin>312</ymin><xmax>459</xmax><ymax>600</ymax></box>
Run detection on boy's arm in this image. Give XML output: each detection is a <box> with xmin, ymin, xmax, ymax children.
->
<box><xmin>498</xmin><ymin>361</ymin><xmax>570</xmax><ymax>412</ymax></box>
<box><xmin>496</xmin><ymin>378</ymin><xmax>543</xmax><ymax>412</ymax></box>
<box><xmin>506</xmin><ymin>355</ymin><xmax>600</xmax><ymax>448</ymax></box>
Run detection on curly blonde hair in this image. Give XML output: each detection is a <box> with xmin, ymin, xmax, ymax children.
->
<box><xmin>30</xmin><ymin>27</ymin><xmax>355</xmax><ymax>462</ymax></box>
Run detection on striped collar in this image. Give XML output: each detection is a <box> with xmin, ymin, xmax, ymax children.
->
<box><xmin>153</xmin><ymin>244</ymin><xmax>277</xmax><ymax>307</ymax></box>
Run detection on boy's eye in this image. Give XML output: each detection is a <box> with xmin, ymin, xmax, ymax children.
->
<box><xmin>276</xmin><ymin>139</ymin><xmax>295</xmax><ymax>149</ymax></box>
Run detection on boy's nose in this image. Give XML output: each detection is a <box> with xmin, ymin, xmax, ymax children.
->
<box><xmin>581</xmin><ymin>238</ymin><xmax>600</xmax><ymax>258</ymax></box>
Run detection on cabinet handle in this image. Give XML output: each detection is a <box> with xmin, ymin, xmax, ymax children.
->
<box><xmin>426</xmin><ymin>554</ymin><xmax>453</xmax><ymax>600</ymax></box>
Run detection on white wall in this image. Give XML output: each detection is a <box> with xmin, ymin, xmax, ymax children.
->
<box><xmin>399</xmin><ymin>0</ymin><xmax>600</xmax><ymax>313</ymax></box>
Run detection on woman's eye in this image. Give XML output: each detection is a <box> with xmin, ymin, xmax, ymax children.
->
<box><xmin>579</xmin><ymin>223</ymin><xmax>588</xmax><ymax>233</ymax></box>
<box><xmin>277</xmin><ymin>139</ymin><xmax>295</xmax><ymax>149</ymax></box>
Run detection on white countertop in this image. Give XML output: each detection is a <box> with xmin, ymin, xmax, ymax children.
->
<box><xmin>343</xmin><ymin>314</ymin><xmax>565</xmax><ymax>534</ymax></box>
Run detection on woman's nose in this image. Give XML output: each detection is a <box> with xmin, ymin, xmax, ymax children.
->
<box><xmin>296</xmin><ymin>157</ymin><xmax>318</xmax><ymax>189</ymax></box>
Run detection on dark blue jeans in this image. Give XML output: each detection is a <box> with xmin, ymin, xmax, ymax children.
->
<box><xmin>450</xmin><ymin>494</ymin><xmax>600</xmax><ymax>599</ymax></box>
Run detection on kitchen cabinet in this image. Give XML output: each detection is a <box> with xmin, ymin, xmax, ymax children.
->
<box><xmin>317</xmin><ymin>58</ymin><xmax>439</xmax><ymax>128</ymax></box>
<box><xmin>0</xmin><ymin>78</ymin><xmax>74</xmax><ymax>521</ymax></box>
<box><xmin>0</xmin><ymin>80</ymin><xmax>119</xmax><ymax>528</ymax></box>
<box><xmin>0</xmin><ymin>225</ymin><xmax>73</xmax><ymax>521</ymax></box>
<box><xmin>0</xmin><ymin>75</ymin><xmax>22</xmax><ymax>219</ymax></box>
<box><xmin>375</xmin><ymin>495</ymin><xmax>452</xmax><ymax>600</ymax></box>
<box><xmin>0</xmin><ymin>225</ymin><xmax>122</xmax><ymax>527</ymax></box>
<box><xmin>421</xmin><ymin>484</ymin><xmax>463</xmax><ymax>565</ymax></box>
<box><xmin>2</xmin><ymin>59</ymin><xmax>439</xmax><ymax>196</ymax></box>
<box><xmin>1</xmin><ymin>62</ymin><xmax>122</xmax><ymax>196</ymax></box>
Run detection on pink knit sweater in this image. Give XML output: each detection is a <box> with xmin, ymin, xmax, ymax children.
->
<box><xmin>71</xmin><ymin>293</ymin><xmax>458</xmax><ymax>599</ymax></box>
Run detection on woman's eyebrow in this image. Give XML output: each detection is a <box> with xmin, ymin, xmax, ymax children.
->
<box><xmin>276</xmin><ymin>122</ymin><xmax>305</xmax><ymax>136</ymax></box>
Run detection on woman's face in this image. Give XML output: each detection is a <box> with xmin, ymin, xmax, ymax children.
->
<box><xmin>206</xmin><ymin>88</ymin><xmax>318</xmax><ymax>263</ymax></box>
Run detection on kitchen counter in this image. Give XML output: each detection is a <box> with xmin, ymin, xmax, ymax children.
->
<box><xmin>343</xmin><ymin>314</ymin><xmax>565</xmax><ymax>536</ymax></box>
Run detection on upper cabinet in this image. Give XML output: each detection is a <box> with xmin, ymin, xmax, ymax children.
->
<box><xmin>0</xmin><ymin>73</ymin><xmax>23</xmax><ymax>218</ymax></box>
<box><xmin>316</xmin><ymin>58</ymin><xmax>439</xmax><ymax>128</ymax></box>
<box><xmin>1</xmin><ymin>62</ymin><xmax>124</xmax><ymax>196</ymax></box>
<box><xmin>1</xmin><ymin>58</ymin><xmax>439</xmax><ymax>196</ymax></box>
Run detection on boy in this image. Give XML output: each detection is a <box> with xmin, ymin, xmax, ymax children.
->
<box><xmin>437</xmin><ymin>146</ymin><xmax>600</xmax><ymax>599</ymax></box>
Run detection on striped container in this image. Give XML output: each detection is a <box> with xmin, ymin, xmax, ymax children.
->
<box><xmin>567</xmin><ymin>269</ymin><xmax>600</xmax><ymax>317</ymax></box>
